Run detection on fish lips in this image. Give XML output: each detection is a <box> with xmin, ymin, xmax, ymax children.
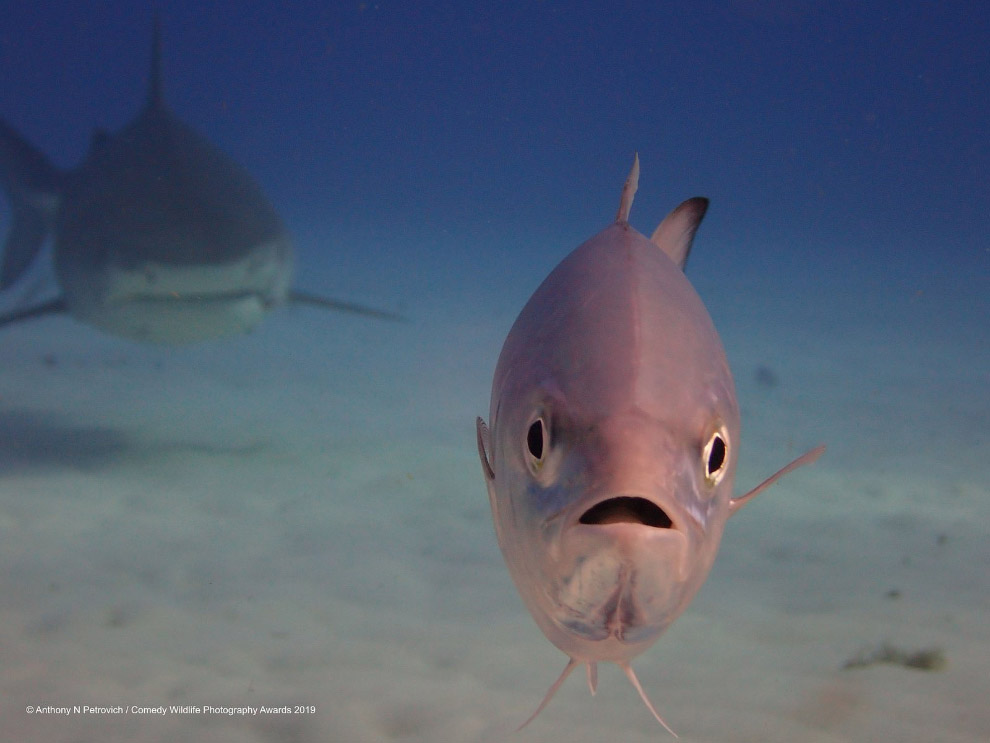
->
<box><xmin>566</xmin><ymin>491</ymin><xmax>691</xmax><ymax>583</ymax></box>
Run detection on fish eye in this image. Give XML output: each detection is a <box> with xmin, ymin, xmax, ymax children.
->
<box><xmin>703</xmin><ymin>428</ymin><xmax>728</xmax><ymax>485</ymax></box>
<box><xmin>527</xmin><ymin>419</ymin><xmax>545</xmax><ymax>462</ymax></box>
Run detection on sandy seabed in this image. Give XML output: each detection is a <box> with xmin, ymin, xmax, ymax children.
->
<box><xmin>0</xmin><ymin>228</ymin><xmax>987</xmax><ymax>743</ymax></box>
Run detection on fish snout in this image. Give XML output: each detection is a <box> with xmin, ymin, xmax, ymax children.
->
<box><xmin>568</xmin><ymin>412</ymin><xmax>697</xmax><ymax>536</ymax></box>
<box><xmin>567</xmin><ymin>489</ymin><xmax>692</xmax><ymax>584</ymax></box>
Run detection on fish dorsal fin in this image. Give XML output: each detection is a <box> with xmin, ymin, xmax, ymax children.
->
<box><xmin>649</xmin><ymin>196</ymin><xmax>709</xmax><ymax>270</ymax></box>
<box><xmin>615</xmin><ymin>153</ymin><xmax>640</xmax><ymax>223</ymax></box>
<box><xmin>146</xmin><ymin>15</ymin><xmax>164</xmax><ymax>110</ymax></box>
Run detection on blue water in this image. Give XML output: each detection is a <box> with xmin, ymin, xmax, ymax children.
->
<box><xmin>0</xmin><ymin>2</ymin><xmax>987</xmax><ymax>742</ymax></box>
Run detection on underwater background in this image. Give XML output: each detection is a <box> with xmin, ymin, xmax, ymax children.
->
<box><xmin>0</xmin><ymin>1</ymin><xmax>987</xmax><ymax>741</ymax></box>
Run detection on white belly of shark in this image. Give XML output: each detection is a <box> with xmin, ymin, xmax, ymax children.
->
<box><xmin>65</xmin><ymin>238</ymin><xmax>293</xmax><ymax>345</ymax></box>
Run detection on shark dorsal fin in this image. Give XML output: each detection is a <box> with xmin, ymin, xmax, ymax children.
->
<box><xmin>146</xmin><ymin>16</ymin><xmax>164</xmax><ymax>110</ymax></box>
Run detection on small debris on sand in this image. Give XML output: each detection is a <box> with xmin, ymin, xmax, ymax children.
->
<box><xmin>842</xmin><ymin>642</ymin><xmax>946</xmax><ymax>671</ymax></box>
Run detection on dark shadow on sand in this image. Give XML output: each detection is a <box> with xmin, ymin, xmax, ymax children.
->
<box><xmin>0</xmin><ymin>409</ymin><xmax>130</xmax><ymax>473</ymax></box>
<box><xmin>0</xmin><ymin>409</ymin><xmax>271</xmax><ymax>476</ymax></box>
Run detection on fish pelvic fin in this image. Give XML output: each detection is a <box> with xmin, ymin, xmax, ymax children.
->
<box><xmin>615</xmin><ymin>153</ymin><xmax>640</xmax><ymax>223</ymax></box>
<box><xmin>516</xmin><ymin>658</ymin><xmax>579</xmax><ymax>731</ymax></box>
<box><xmin>618</xmin><ymin>661</ymin><xmax>679</xmax><ymax>738</ymax></box>
<box><xmin>517</xmin><ymin>657</ymin><xmax>676</xmax><ymax>736</ymax></box>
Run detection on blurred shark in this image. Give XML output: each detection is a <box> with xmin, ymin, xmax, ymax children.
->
<box><xmin>0</xmin><ymin>21</ymin><xmax>398</xmax><ymax>344</ymax></box>
<box><xmin>477</xmin><ymin>156</ymin><xmax>823</xmax><ymax>734</ymax></box>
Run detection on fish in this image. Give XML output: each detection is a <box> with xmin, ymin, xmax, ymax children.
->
<box><xmin>476</xmin><ymin>155</ymin><xmax>823</xmax><ymax>734</ymax></box>
<box><xmin>0</xmin><ymin>20</ymin><xmax>399</xmax><ymax>345</ymax></box>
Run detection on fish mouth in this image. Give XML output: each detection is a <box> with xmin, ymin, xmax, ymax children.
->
<box><xmin>578</xmin><ymin>497</ymin><xmax>674</xmax><ymax>529</ymax></box>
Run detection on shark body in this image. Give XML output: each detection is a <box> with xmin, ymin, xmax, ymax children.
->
<box><xmin>0</xmin><ymin>22</ymin><xmax>396</xmax><ymax>344</ymax></box>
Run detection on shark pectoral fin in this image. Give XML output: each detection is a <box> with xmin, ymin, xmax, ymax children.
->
<box><xmin>729</xmin><ymin>444</ymin><xmax>826</xmax><ymax>515</ymax></box>
<box><xmin>0</xmin><ymin>297</ymin><xmax>67</xmax><ymax>329</ymax></box>
<box><xmin>649</xmin><ymin>196</ymin><xmax>709</xmax><ymax>271</ymax></box>
<box><xmin>618</xmin><ymin>661</ymin><xmax>678</xmax><ymax>737</ymax></box>
<box><xmin>288</xmin><ymin>290</ymin><xmax>405</xmax><ymax>322</ymax></box>
<box><xmin>516</xmin><ymin>658</ymin><xmax>579</xmax><ymax>732</ymax></box>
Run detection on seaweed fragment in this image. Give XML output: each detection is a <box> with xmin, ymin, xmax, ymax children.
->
<box><xmin>842</xmin><ymin>642</ymin><xmax>946</xmax><ymax>671</ymax></box>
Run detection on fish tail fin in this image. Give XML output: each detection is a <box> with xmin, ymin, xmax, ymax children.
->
<box><xmin>0</xmin><ymin>118</ymin><xmax>59</xmax><ymax>290</ymax></box>
<box><xmin>618</xmin><ymin>661</ymin><xmax>679</xmax><ymax>737</ymax></box>
<box><xmin>2</xmin><ymin>194</ymin><xmax>51</xmax><ymax>290</ymax></box>
<box><xmin>515</xmin><ymin>657</ymin><xmax>579</xmax><ymax>731</ymax></box>
<box><xmin>0</xmin><ymin>297</ymin><xmax>67</xmax><ymax>330</ymax></box>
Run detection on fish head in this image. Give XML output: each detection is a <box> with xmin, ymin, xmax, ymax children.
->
<box><xmin>479</xmin><ymin>375</ymin><xmax>739</xmax><ymax>664</ymax></box>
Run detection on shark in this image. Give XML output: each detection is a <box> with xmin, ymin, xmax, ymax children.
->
<box><xmin>476</xmin><ymin>156</ymin><xmax>823</xmax><ymax>734</ymax></box>
<box><xmin>0</xmin><ymin>21</ymin><xmax>397</xmax><ymax>344</ymax></box>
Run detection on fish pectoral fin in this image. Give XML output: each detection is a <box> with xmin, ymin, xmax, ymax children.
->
<box><xmin>475</xmin><ymin>417</ymin><xmax>494</xmax><ymax>482</ymax></box>
<box><xmin>516</xmin><ymin>658</ymin><xmax>580</xmax><ymax>732</ymax></box>
<box><xmin>288</xmin><ymin>290</ymin><xmax>405</xmax><ymax>322</ymax></box>
<box><xmin>618</xmin><ymin>661</ymin><xmax>678</xmax><ymax>737</ymax></box>
<box><xmin>729</xmin><ymin>444</ymin><xmax>826</xmax><ymax>515</ymax></box>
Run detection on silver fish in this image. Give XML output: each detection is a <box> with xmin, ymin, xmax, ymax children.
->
<box><xmin>477</xmin><ymin>155</ymin><xmax>823</xmax><ymax>733</ymax></box>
